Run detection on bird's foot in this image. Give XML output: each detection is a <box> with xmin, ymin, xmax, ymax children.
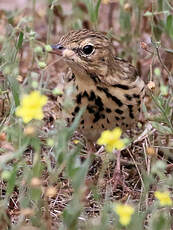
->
<box><xmin>109</xmin><ymin>169</ymin><xmax>131</xmax><ymax>193</ymax></box>
<box><xmin>108</xmin><ymin>150</ymin><xmax>131</xmax><ymax>193</ymax></box>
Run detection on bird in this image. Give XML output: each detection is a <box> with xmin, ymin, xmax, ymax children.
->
<box><xmin>50</xmin><ymin>29</ymin><xmax>145</xmax><ymax>188</ymax></box>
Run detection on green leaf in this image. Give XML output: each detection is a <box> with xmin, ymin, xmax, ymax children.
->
<box><xmin>7</xmin><ymin>75</ymin><xmax>20</xmax><ymax>107</ymax></box>
<box><xmin>69</xmin><ymin>107</ymin><xmax>85</xmax><ymax>134</ymax></box>
<box><xmin>16</xmin><ymin>32</ymin><xmax>24</xmax><ymax>50</ymax></box>
<box><xmin>153</xmin><ymin>24</ymin><xmax>162</xmax><ymax>41</ymax></box>
<box><xmin>166</xmin><ymin>15</ymin><xmax>173</xmax><ymax>40</ymax></box>
<box><xmin>71</xmin><ymin>156</ymin><xmax>90</xmax><ymax>191</ymax></box>
<box><xmin>119</xmin><ymin>0</ymin><xmax>124</xmax><ymax>6</ymax></box>
<box><xmin>119</xmin><ymin>9</ymin><xmax>131</xmax><ymax>32</ymax></box>
<box><xmin>95</xmin><ymin>0</ymin><xmax>101</xmax><ymax>22</ymax></box>
<box><xmin>151</xmin><ymin>121</ymin><xmax>172</xmax><ymax>134</ymax></box>
<box><xmin>30</xmin><ymin>187</ymin><xmax>42</xmax><ymax>202</ymax></box>
<box><xmin>82</xmin><ymin>0</ymin><xmax>101</xmax><ymax>24</ymax></box>
<box><xmin>63</xmin><ymin>196</ymin><xmax>81</xmax><ymax>229</ymax></box>
<box><xmin>166</xmin><ymin>15</ymin><xmax>173</xmax><ymax>31</ymax></box>
<box><xmin>6</xmin><ymin>165</ymin><xmax>17</xmax><ymax>196</ymax></box>
<box><xmin>151</xmin><ymin>213</ymin><xmax>171</xmax><ymax>230</ymax></box>
<box><xmin>158</xmin><ymin>0</ymin><xmax>163</xmax><ymax>11</ymax></box>
<box><xmin>151</xmin><ymin>160</ymin><xmax>167</xmax><ymax>175</ymax></box>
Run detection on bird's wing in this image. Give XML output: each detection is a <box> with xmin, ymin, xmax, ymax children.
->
<box><xmin>96</xmin><ymin>58</ymin><xmax>145</xmax><ymax>106</ymax></box>
<box><xmin>98</xmin><ymin>57</ymin><xmax>144</xmax><ymax>93</ymax></box>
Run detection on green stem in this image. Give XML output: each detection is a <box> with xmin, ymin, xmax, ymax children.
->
<box><xmin>32</xmin><ymin>0</ymin><xmax>36</xmax><ymax>29</ymax></box>
<box><xmin>47</xmin><ymin>0</ymin><xmax>53</xmax><ymax>44</ymax></box>
<box><xmin>151</xmin><ymin>94</ymin><xmax>173</xmax><ymax>133</ymax></box>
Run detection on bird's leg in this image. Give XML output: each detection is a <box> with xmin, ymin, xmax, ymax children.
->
<box><xmin>112</xmin><ymin>150</ymin><xmax>121</xmax><ymax>189</ymax></box>
<box><xmin>111</xmin><ymin>150</ymin><xmax>130</xmax><ymax>192</ymax></box>
<box><xmin>86</xmin><ymin>140</ymin><xmax>96</xmax><ymax>154</ymax></box>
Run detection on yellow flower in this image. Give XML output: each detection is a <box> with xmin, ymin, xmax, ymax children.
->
<box><xmin>97</xmin><ymin>127</ymin><xmax>125</xmax><ymax>152</ymax></box>
<box><xmin>154</xmin><ymin>191</ymin><xmax>173</xmax><ymax>206</ymax></box>
<box><xmin>113</xmin><ymin>203</ymin><xmax>134</xmax><ymax>226</ymax></box>
<box><xmin>73</xmin><ymin>139</ymin><xmax>80</xmax><ymax>144</ymax></box>
<box><xmin>16</xmin><ymin>91</ymin><xmax>47</xmax><ymax>123</ymax></box>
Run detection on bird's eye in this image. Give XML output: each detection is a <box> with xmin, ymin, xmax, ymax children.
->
<box><xmin>82</xmin><ymin>45</ymin><xmax>94</xmax><ymax>55</ymax></box>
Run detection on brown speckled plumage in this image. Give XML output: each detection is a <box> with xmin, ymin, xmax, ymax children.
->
<box><xmin>51</xmin><ymin>29</ymin><xmax>145</xmax><ymax>142</ymax></box>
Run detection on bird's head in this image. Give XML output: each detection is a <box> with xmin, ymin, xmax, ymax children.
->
<box><xmin>50</xmin><ymin>29</ymin><xmax>115</xmax><ymax>77</ymax></box>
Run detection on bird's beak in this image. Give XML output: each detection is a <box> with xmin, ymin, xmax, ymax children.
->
<box><xmin>49</xmin><ymin>44</ymin><xmax>65</xmax><ymax>56</ymax></box>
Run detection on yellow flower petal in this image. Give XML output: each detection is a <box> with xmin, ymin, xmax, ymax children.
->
<box><xmin>119</xmin><ymin>216</ymin><xmax>131</xmax><ymax>226</ymax></box>
<box><xmin>105</xmin><ymin>143</ymin><xmax>114</xmax><ymax>152</ymax></box>
<box><xmin>113</xmin><ymin>139</ymin><xmax>125</xmax><ymax>150</ymax></box>
<box><xmin>114</xmin><ymin>203</ymin><xmax>134</xmax><ymax>226</ymax></box>
<box><xmin>112</xmin><ymin>127</ymin><xmax>122</xmax><ymax>139</ymax></box>
<box><xmin>154</xmin><ymin>191</ymin><xmax>173</xmax><ymax>206</ymax></box>
<box><xmin>73</xmin><ymin>139</ymin><xmax>80</xmax><ymax>144</ymax></box>
<box><xmin>16</xmin><ymin>91</ymin><xmax>48</xmax><ymax>123</ymax></box>
<box><xmin>97</xmin><ymin>130</ymin><xmax>112</xmax><ymax>145</ymax></box>
<box><xmin>97</xmin><ymin>127</ymin><xmax>125</xmax><ymax>152</ymax></box>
